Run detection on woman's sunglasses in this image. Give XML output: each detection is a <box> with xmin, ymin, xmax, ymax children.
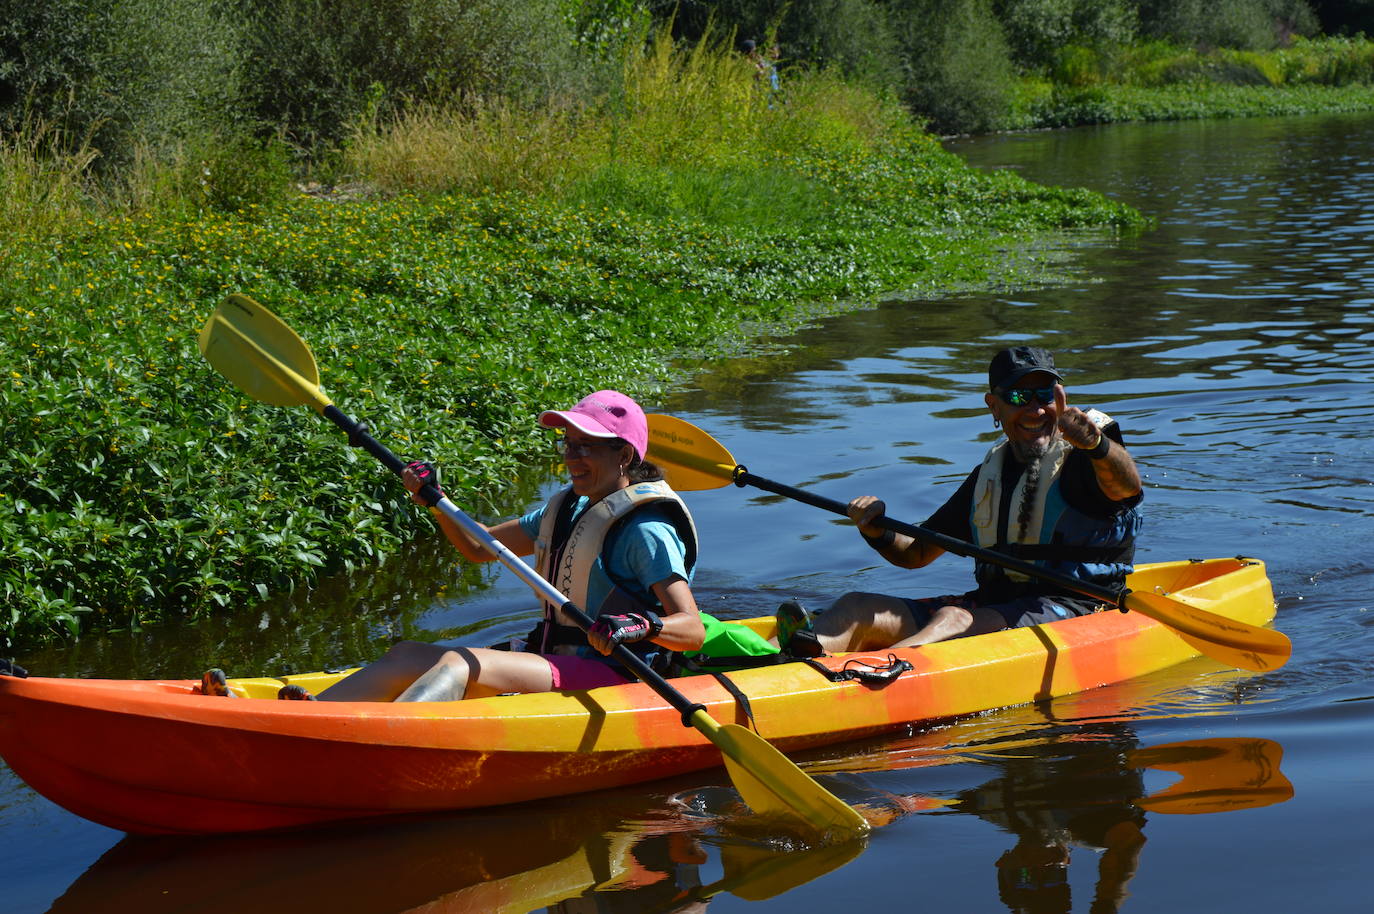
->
<box><xmin>555</xmin><ymin>437</ymin><xmax>626</xmax><ymax>458</ymax></box>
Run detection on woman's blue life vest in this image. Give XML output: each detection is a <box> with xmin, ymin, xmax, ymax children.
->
<box><xmin>528</xmin><ymin>480</ymin><xmax>698</xmax><ymax>667</ymax></box>
<box><xmin>969</xmin><ymin>410</ymin><xmax>1142</xmax><ymax>599</ymax></box>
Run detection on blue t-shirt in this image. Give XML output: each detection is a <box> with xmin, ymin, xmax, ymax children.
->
<box><xmin>519</xmin><ymin>498</ymin><xmax>692</xmax><ymax>616</ymax></box>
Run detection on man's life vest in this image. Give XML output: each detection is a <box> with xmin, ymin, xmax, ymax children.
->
<box><xmin>969</xmin><ymin>410</ymin><xmax>1141</xmax><ymax>598</ymax></box>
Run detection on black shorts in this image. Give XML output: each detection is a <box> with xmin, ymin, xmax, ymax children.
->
<box><xmin>900</xmin><ymin>593</ymin><xmax>1101</xmax><ymax>632</ymax></box>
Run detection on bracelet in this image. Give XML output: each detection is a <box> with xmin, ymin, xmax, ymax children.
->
<box><xmin>1087</xmin><ymin>434</ymin><xmax>1111</xmax><ymax>460</ymax></box>
<box><xmin>862</xmin><ymin>528</ymin><xmax>896</xmax><ymax>550</ymax></box>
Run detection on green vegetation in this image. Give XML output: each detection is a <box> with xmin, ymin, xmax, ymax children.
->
<box><xmin>0</xmin><ymin>28</ymin><xmax>1143</xmax><ymax>649</ymax></box>
<box><xmin>5</xmin><ymin>1</ymin><xmax>1374</xmax><ymax>648</ymax></box>
<box><xmin>660</xmin><ymin>1</ymin><xmax>1374</xmax><ymax>134</ymax></box>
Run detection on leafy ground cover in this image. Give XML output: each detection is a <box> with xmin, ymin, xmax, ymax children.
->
<box><xmin>0</xmin><ymin>138</ymin><xmax>1143</xmax><ymax>648</ymax></box>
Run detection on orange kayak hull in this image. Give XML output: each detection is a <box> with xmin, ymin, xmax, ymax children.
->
<box><xmin>0</xmin><ymin>557</ymin><xmax>1277</xmax><ymax>835</ymax></box>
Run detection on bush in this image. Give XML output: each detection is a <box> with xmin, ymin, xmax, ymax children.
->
<box><xmin>232</xmin><ymin>0</ymin><xmax>596</xmax><ymax>150</ymax></box>
<box><xmin>1137</xmin><ymin>0</ymin><xmax>1318</xmax><ymax>51</ymax></box>
<box><xmin>893</xmin><ymin>0</ymin><xmax>1019</xmax><ymax>134</ymax></box>
<box><xmin>0</xmin><ymin>0</ymin><xmax>241</xmax><ymax>168</ymax></box>
<box><xmin>1276</xmin><ymin>35</ymin><xmax>1374</xmax><ymax>84</ymax></box>
<box><xmin>1053</xmin><ymin>45</ymin><xmax>1107</xmax><ymax>86</ymax></box>
<box><xmin>780</xmin><ymin>0</ymin><xmax>905</xmax><ymax>87</ymax></box>
<box><xmin>0</xmin><ymin>34</ymin><xmax>1145</xmax><ymax>648</ymax></box>
<box><xmin>997</xmin><ymin>0</ymin><xmax>1138</xmax><ymax>71</ymax></box>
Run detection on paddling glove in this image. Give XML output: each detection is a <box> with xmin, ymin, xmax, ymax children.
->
<box><xmin>590</xmin><ymin>611</ymin><xmax>664</xmax><ymax>646</ymax></box>
<box><xmin>405</xmin><ymin>460</ymin><xmax>444</xmax><ymax>506</ymax></box>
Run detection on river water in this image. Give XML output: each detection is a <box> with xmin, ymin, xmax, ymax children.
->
<box><xmin>5</xmin><ymin>113</ymin><xmax>1374</xmax><ymax>912</ymax></box>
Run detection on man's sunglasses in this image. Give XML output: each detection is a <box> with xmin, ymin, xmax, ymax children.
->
<box><xmin>996</xmin><ymin>386</ymin><xmax>1056</xmax><ymax>407</ymax></box>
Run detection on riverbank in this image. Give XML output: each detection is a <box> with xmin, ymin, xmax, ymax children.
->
<box><xmin>1019</xmin><ymin>81</ymin><xmax>1374</xmax><ymax>129</ymax></box>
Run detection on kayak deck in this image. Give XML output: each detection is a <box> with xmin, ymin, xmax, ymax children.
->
<box><xmin>0</xmin><ymin>557</ymin><xmax>1277</xmax><ymax>834</ymax></box>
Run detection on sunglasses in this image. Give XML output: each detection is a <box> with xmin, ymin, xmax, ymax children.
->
<box><xmin>555</xmin><ymin>437</ymin><xmax>626</xmax><ymax>458</ymax></box>
<box><xmin>997</xmin><ymin>386</ymin><xmax>1056</xmax><ymax>407</ymax></box>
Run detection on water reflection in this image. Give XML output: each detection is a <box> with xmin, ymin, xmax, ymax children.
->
<box><xmin>44</xmin><ymin>777</ymin><xmax>860</xmax><ymax>914</ymax></box>
<box><xmin>944</xmin><ymin>731</ymin><xmax>1289</xmax><ymax>914</ymax></box>
<box><xmin>41</xmin><ymin>722</ymin><xmax>1285</xmax><ymax>914</ymax></box>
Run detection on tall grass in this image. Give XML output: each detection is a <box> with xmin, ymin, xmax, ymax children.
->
<box><xmin>345</xmin><ymin>24</ymin><xmax>916</xmax><ymax>228</ymax></box>
<box><xmin>0</xmin><ymin>121</ymin><xmax>101</xmax><ymax>241</ymax></box>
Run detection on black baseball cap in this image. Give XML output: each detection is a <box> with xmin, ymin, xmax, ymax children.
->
<box><xmin>989</xmin><ymin>346</ymin><xmax>1063</xmax><ymax>390</ymax></box>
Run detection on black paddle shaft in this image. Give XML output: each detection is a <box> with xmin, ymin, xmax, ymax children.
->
<box><xmin>321</xmin><ymin>405</ymin><xmax>708</xmax><ymax>723</ymax></box>
<box><xmin>732</xmin><ymin>469</ymin><xmax>1130</xmax><ymax>610</ymax></box>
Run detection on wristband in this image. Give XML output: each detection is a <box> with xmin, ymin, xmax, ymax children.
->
<box><xmin>862</xmin><ymin>528</ymin><xmax>896</xmax><ymax>550</ymax></box>
<box><xmin>1087</xmin><ymin>434</ymin><xmax>1111</xmax><ymax>460</ymax></box>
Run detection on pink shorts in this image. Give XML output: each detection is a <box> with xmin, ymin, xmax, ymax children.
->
<box><xmin>543</xmin><ymin>654</ymin><xmax>634</xmax><ymax>691</ymax></box>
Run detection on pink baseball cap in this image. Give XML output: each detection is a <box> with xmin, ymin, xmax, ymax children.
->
<box><xmin>539</xmin><ymin>390</ymin><xmax>648</xmax><ymax>462</ymax></box>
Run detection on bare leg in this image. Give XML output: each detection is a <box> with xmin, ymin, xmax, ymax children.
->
<box><xmin>394</xmin><ymin>647</ymin><xmax>558</xmax><ymax>702</ymax></box>
<box><xmin>811</xmin><ymin>592</ymin><xmax>927</xmax><ymax>652</ymax></box>
<box><xmin>316</xmin><ymin>641</ymin><xmax>453</xmax><ymax>702</ymax></box>
<box><xmin>394</xmin><ymin>653</ymin><xmax>470</xmax><ymax>702</ymax></box>
<box><xmin>889</xmin><ymin>604</ymin><xmax>1006</xmax><ymax>649</ymax></box>
<box><xmin>814</xmin><ymin>593</ymin><xmax>1007</xmax><ymax>652</ymax></box>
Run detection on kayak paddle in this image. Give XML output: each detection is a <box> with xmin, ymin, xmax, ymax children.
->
<box><xmin>645</xmin><ymin>413</ymin><xmax>1292</xmax><ymax>673</ymax></box>
<box><xmin>198</xmin><ymin>293</ymin><xmax>870</xmax><ymax>842</ymax></box>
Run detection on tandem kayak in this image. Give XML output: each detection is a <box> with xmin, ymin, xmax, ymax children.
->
<box><xmin>0</xmin><ymin>557</ymin><xmax>1277</xmax><ymax>836</ymax></box>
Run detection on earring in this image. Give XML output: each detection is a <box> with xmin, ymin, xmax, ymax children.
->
<box><xmin>993</xmin><ymin>417</ymin><xmax>1001</xmax><ymax>429</ymax></box>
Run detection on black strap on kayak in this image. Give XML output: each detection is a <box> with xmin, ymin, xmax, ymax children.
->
<box><xmin>690</xmin><ymin>654</ymin><xmax>914</xmax><ymax>733</ymax></box>
<box><xmin>799</xmin><ymin>654</ymin><xmax>912</xmax><ymax>685</ymax></box>
<box><xmin>708</xmin><ymin>671</ymin><xmax>758</xmax><ymax>730</ymax></box>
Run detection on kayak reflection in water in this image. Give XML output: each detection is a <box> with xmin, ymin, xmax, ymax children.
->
<box><xmin>200</xmin><ymin>390</ymin><xmax>706</xmax><ymax>701</ymax></box>
<box><xmin>870</xmin><ymin>725</ymin><xmax>1292</xmax><ymax>914</ymax></box>
<box><xmin>777</xmin><ymin>345</ymin><xmax>1144</xmax><ymax>657</ymax></box>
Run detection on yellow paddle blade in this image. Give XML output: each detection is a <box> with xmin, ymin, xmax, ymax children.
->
<box><xmin>1131</xmin><ymin>737</ymin><xmax>1293</xmax><ymax>815</ymax></box>
<box><xmin>1124</xmin><ymin>590</ymin><xmax>1291</xmax><ymax>672</ymax></box>
<box><xmin>690</xmin><ymin>711</ymin><xmax>870</xmax><ymax>841</ymax></box>
<box><xmin>646</xmin><ymin>413</ymin><xmax>739</xmax><ymax>492</ymax></box>
<box><xmin>198</xmin><ymin>294</ymin><xmax>330</xmax><ymax>411</ymax></box>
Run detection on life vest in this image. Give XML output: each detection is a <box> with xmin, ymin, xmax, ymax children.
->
<box><xmin>969</xmin><ymin>410</ymin><xmax>1141</xmax><ymax>596</ymax></box>
<box><xmin>532</xmin><ymin>480</ymin><xmax>698</xmax><ymax>657</ymax></box>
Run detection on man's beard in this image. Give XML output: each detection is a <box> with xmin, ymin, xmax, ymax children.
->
<box><xmin>1009</xmin><ymin>431</ymin><xmax>1058</xmax><ymax>463</ymax></box>
<box><xmin>1016</xmin><ymin>454</ymin><xmax>1041</xmax><ymax>542</ymax></box>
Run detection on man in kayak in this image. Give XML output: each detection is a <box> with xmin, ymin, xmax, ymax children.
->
<box><xmin>202</xmin><ymin>390</ymin><xmax>706</xmax><ymax>700</ymax></box>
<box><xmin>778</xmin><ymin>346</ymin><xmax>1143</xmax><ymax>656</ymax></box>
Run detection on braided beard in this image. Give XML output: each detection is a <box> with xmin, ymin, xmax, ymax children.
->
<box><xmin>1015</xmin><ymin>454</ymin><xmax>1041</xmax><ymax>543</ymax></box>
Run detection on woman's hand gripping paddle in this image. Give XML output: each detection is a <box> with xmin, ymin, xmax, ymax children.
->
<box><xmin>198</xmin><ymin>293</ymin><xmax>870</xmax><ymax>842</ymax></box>
<box><xmin>645</xmin><ymin>413</ymin><xmax>1291</xmax><ymax>673</ymax></box>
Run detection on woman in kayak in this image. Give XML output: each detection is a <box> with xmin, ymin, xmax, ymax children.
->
<box><xmin>310</xmin><ymin>389</ymin><xmax>706</xmax><ymax>702</ymax></box>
